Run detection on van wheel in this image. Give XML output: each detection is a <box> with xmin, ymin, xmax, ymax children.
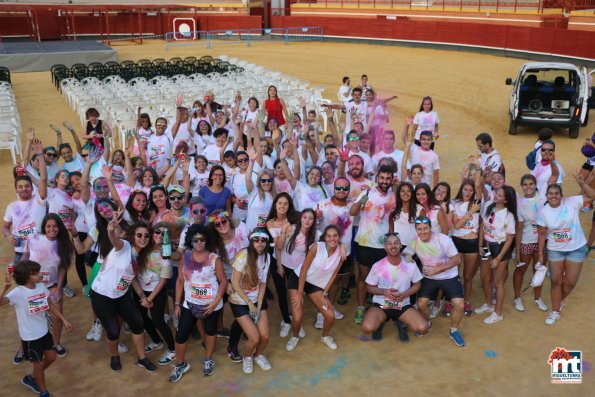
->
<box><xmin>569</xmin><ymin>126</ymin><xmax>580</xmax><ymax>139</ymax></box>
<box><xmin>508</xmin><ymin>121</ymin><xmax>517</xmax><ymax>135</ymax></box>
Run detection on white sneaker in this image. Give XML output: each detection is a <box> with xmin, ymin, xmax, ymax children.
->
<box><xmin>321</xmin><ymin>336</ymin><xmax>338</xmax><ymax>350</ymax></box>
<box><xmin>242</xmin><ymin>357</ymin><xmax>253</xmax><ymax>374</ymax></box>
<box><xmin>333</xmin><ymin>308</ymin><xmax>344</xmax><ymax>320</ymax></box>
<box><xmin>173</xmin><ymin>315</ymin><xmax>179</xmax><ymax>329</ymax></box>
<box><xmin>314</xmin><ymin>313</ymin><xmax>324</xmax><ymax>329</ymax></box>
<box><xmin>158</xmin><ymin>349</ymin><xmax>176</xmax><ymax>366</ymax></box>
<box><xmin>299</xmin><ymin>326</ymin><xmax>305</xmax><ymax>338</ymax></box>
<box><xmin>474</xmin><ymin>303</ymin><xmax>494</xmax><ymax>314</ymax></box>
<box><xmin>513</xmin><ymin>297</ymin><xmax>525</xmax><ymax>312</ymax></box>
<box><xmin>118</xmin><ymin>342</ymin><xmax>129</xmax><ymax>354</ymax></box>
<box><xmin>86</xmin><ymin>321</ymin><xmax>98</xmax><ymax>341</ymax></box>
<box><xmin>145</xmin><ymin>341</ymin><xmax>164</xmax><ymax>353</ymax></box>
<box><xmin>429</xmin><ymin>304</ymin><xmax>439</xmax><ymax>319</ymax></box>
<box><xmin>164</xmin><ymin>314</ymin><xmax>171</xmax><ymax>324</ymax></box>
<box><xmin>122</xmin><ymin>322</ymin><xmax>132</xmax><ymax>335</ymax></box>
<box><xmin>63</xmin><ymin>285</ymin><xmax>75</xmax><ymax>298</ymax></box>
<box><xmin>279</xmin><ymin>321</ymin><xmax>291</xmax><ymax>338</ymax></box>
<box><xmin>483</xmin><ymin>312</ymin><xmax>503</xmax><ymax>324</ymax></box>
<box><xmin>534</xmin><ymin>298</ymin><xmax>548</xmax><ymax>312</ymax></box>
<box><xmin>286</xmin><ymin>336</ymin><xmax>300</xmax><ymax>352</ymax></box>
<box><xmin>254</xmin><ymin>355</ymin><xmax>272</xmax><ymax>371</ymax></box>
<box><xmin>545</xmin><ymin>311</ymin><xmax>560</xmax><ymax>325</ymax></box>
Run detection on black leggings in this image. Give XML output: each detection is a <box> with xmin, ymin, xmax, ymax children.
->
<box><xmin>134</xmin><ymin>288</ymin><xmax>175</xmax><ymax>351</ymax></box>
<box><xmin>270</xmin><ymin>256</ymin><xmax>291</xmax><ymax>324</ymax></box>
<box><xmin>74</xmin><ymin>232</ymin><xmax>88</xmax><ymax>286</ymax></box>
<box><xmin>175</xmin><ymin>306</ymin><xmax>221</xmax><ymax>344</ymax></box>
<box><xmin>91</xmin><ymin>289</ymin><xmax>144</xmax><ymax>341</ymax></box>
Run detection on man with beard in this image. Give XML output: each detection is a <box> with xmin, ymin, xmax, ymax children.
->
<box><xmin>349</xmin><ymin>165</ymin><xmax>396</xmax><ymax>325</ymax></box>
<box><xmin>345</xmin><ymin>130</ymin><xmax>373</xmax><ymax>177</ymax></box>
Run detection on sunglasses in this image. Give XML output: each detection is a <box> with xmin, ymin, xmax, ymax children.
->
<box><xmin>192</xmin><ymin>208</ymin><xmax>207</xmax><ymax>215</ymax></box>
<box><xmin>237</xmin><ymin>158</ymin><xmax>248</xmax><ymax>163</ymax></box>
<box><xmin>192</xmin><ymin>236</ymin><xmax>207</xmax><ymax>243</ymax></box>
<box><xmin>251</xmin><ymin>237</ymin><xmax>268</xmax><ymax>243</ymax></box>
<box><xmin>153</xmin><ymin>229</ymin><xmax>167</xmax><ymax>235</ymax></box>
<box><xmin>81</xmin><ymin>154</ymin><xmax>89</xmax><ymax>158</ymax></box>
<box><xmin>155</xmin><ymin>123</ymin><xmax>166</xmax><ymax>128</ymax></box>
<box><xmin>384</xmin><ymin>232</ymin><xmax>400</xmax><ymax>238</ymax></box>
<box><xmin>260</xmin><ymin>178</ymin><xmax>273</xmax><ymax>184</ymax></box>
<box><xmin>348</xmin><ymin>137</ymin><xmax>360</xmax><ymax>142</ymax></box>
<box><xmin>168</xmin><ymin>195</ymin><xmax>183</xmax><ymax>201</ymax></box>
<box><xmin>214</xmin><ymin>219</ymin><xmax>228</xmax><ymax>228</ymax></box>
<box><xmin>335</xmin><ymin>185</ymin><xmax>349</xmax><ymax>191</ymax></box>
<box><xmin>136</xmin><ymin>233</ymin><xmax>150</xmax><ymax>239</ymax></box>
<box><xmin>540</xmin><ymin>148</ymin><xmax>554</xmax><ymax>153</ymax></box>
<box><xmin>45</xmin><ymin>152</ymin><xmax>57</xmax><ymax>158</ymax></box>
<box><xmin>415</xmin><ymin>218</ymin><xmax>431</xmax><ymax>224</ymax></box>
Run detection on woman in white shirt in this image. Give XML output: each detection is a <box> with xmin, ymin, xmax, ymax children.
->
<box><xmin>245</xmin><ymin>148</ymin><xmax>276</xmax><ymax>231</ymax></box>
<box><xmin>286</xmin><ymin>225</ymin><xmax>345</xmax><ymax>352</ymax></box>
<box><xmin>412</xmin><ymin>96</ymin><xmax>440</xmax><ymax>147</ymax></box>
<box><xmin>88</xmin><ymin>219</ymin><xmax>157</xmax><ymax>372</ymax></box>
<box><xmin>229</xmin><ymin>228</ymin><xmax>272</xmax><ymax>374</ymax></box>
<box><xmin>536</xmin><ymin>175</ymin><xmax>595</xmax><ymax>325</ymax></box>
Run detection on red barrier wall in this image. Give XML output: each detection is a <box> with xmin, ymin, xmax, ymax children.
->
<box><xmin>272</xmin><ymin>15</ymin><xmax>595</xmax><ymax>59</ymax></box>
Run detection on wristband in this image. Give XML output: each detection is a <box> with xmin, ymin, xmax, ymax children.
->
<box><xmin>323</xmin><ymin>292</ymin><xmax>328</xmax><ymax>297</ymax></box>
<box><xmin>174</xmin><ymin>302</ymin><xmax>181</xmax><ymax>306</ymax></box>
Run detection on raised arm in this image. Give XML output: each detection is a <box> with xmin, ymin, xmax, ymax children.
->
<box><xmin>102</xmin><ymin>165</ymin><xmax>125</xmax><ymax>210</ymax></box>
<box><xmin>325</xmin><ymin>108</ymin><xmax>341</xmax><ymax>145</ymax></box>
<box><xmin>245</xmin><ymin>146</ymin><xmax>259</xmax><ymax>194</ymax></box>
<box><xmin>23</xmin><ymin>128</ymin><xmax>35</xmax><ymax>166</ymax></box>
<box><xmin>171</xmin><ymin>95</ymin><xmax>184</xmax><ymax>138</ymax></box>
<box><xmin>107</xmin><ymin>210</ymin><xmax>125</xmax><ymax>251</ymax></box>
<box><xmin>279</xmin><ymin>148</ymin><xmax>298</xmax><ymax>189</ymax></box>
<box><xmin>124</xmin><ymin>146</ymin><xmax>136</xmax><ymax>188</ymax></box>
<box><xmin>63</xmin><ymin>122</ymin><xmax>83</xmax><ymax>154</ymax></box>
<box><xmin>31</xmin><ymin>138</ymin><xmax>47</xmax><ymax>200</ymax></box>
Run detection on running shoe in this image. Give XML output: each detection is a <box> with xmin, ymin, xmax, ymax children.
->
<box><xmin>314</xmin><ymin>313</ymin><xmax>324</xmax><ymax>329</ymax></box>
<box><xmin>372</xmin><ymin>322</ymin><xmax>384</xmax><ymax>341</ymax></box>
<box><xmin>354</xmin><ymin>307</ymin><xmax>364</xmax><ymax>324</ymax></box>
<box><xmin>449</xmin><ymin>330</ymin><xmax>465</xmax><ymax>347</ymax></box>
<box><xmin>545</xmin><ymin>311</ymin><xmax>560</xmax><ymax>325</ymax></box>
<box><xmin>54</xmin><ymin>344</ymin><xmax>67</xmax><ymax>358</ymax></box>
<box><xmin>394</xmin><ymin>320</ymin><xmax>409</xmax><ymax>343</ymax></box>
<box><xmin>86</xmin><ymin>320</ymin><xmax>98</xmax><ymax>341</ymax></box>
<box><xmin>464</xmin><ymin>302</ymin><xmax>473</xmax><ymax>317</ymax></box>
<box><xmin>21</xmin><ymin>374</ymin><xmax>40</xmax><ymax>393</ymax></box>
<box><xmin>337</xmin><ymin>288</ymin><xmax>350</xmax><ymax>305</ymax></box>
<box><xmin>242</xmin><ymin>357</ymin><xmax>254</xmax><ymax>374</ymax></box>
<box><xmin>483</xmin><ymin>312</ymin><xmax>503</xmax><ymax>324</ymax></box>
<box><xmin>513</xmin><ymin>297</ymin><xmax>525</xmax><ymax>312</ymax></box>
<box><xmin>122</xmin><ymin>322</ymin><xmax>132</xmax><ymax>334</ymax></box>
<box><xmin>216</xmin><ymin>328</ymin><xmax>230</xmax><ymax>338</ymax></box>
<box><xmin>534</xmin><ymin>298</ymin><xmax>548</xmax><ymax>312</ymax></box>
<box><xmin>137</xmin><ymin>357</ymin><xmax>157</xmax><ymax>373</ymax></box>
<box><xmin>110</xmin><ymin>356</ymin><xmax>122</xmax><ymax>372</ymax></box>
<box><xmin>286</xmin><ymin>336</ymin><xmax>300</xmax><ymax>352</ymax></box>
<box><xmin>13</xmin><ymin>350</ymin><xmax>24</xmax><ymax>365</ymax></box>
<box><xmin>145</xmin><ymin>341</ymin><xmax>164</xmax><ymax>354</ymax></box>
<box><xmin>227</xmin><ymin>347</ymin><xmax>242</xmax><ymax>363</ymax></box>
<box><xmin>442</xmin><ymin>302</ymin><xmax>452</xmax><ymax>318</ymax></box>
<box><xmin>299</xmin><ymin>326</ymin><xmax>305</xmax><ymax>338</ymax></box>
<box><xmin>163</xmin><ymin>314</ymin><xmax>171</xmax><ymax>324</ymax></box>
<box><xmin>280</xmin><ymin>321</ymin><xmax>291</xmax><ymax>337</ymax></box>
<box><xmin>62</xmin><ymin>285</ymin><xmax>75</xmax><ymax>298</ymax></box>
<box><xmin>202</xmin><ymin>359</ymin><xmax>215</xmax><ymax>376</ymax></box>
<box><xmin>158</xmin><ymin>350</ymin><xmax>176</xmax><ymax>366</ymax></box>
<box><xmin>254</xmin><ymin>355</ymin><xmax>272</xmax><ymax>371</ymax></box>
<box><xmin>474</xmin><ymin>303</ymin><xmax>494</xmax><ymax>314</ymax></box>
<box><xmin>118</xmin><ymin>342</ymin><xmax>129</xmax><ymax>354</ymax></box>
<box><xmin>39</xmin><ymin>391</ymin><xmax>51</xmax><ymax>397</ymax></box>
<box><xmin>169</xmin><ymin>361</ymin><xmax>190</xmax><ymax>382</ymax></box>
<box><xmin>333</xmin><ymin>308</ymin><xmax>345</xmax><ymax>320</ymax></box>
<box><xmin>321</xmin><ymin>336</ymin><xmax>338</xmax><ymax>350</ymax></box>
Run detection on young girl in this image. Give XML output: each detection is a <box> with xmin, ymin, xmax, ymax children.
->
<box><xmin>1</xmin><ymin>261</ymin><xmax>73</xmax><ymax>397</ymax></box>
<box><xmin>229</xmin><ymin>228</ymin><xmax>272</xmax><ymax>374</ymax></box>
<box><xmin>475</xmin><ymin>186</ymin><xmax>517</xmax><ymax>324</ymax></box>
<box><xmin>264</xmin><ymin>85</ymin><xmax>289</xmax><ymax>128</ymax></box>
<box><xmin>125</xmin><ymin>190</ymin><xmax>152</xmax><ymax>225</ymax></box>
<box><xmin>389</xmin><ymin>182</ymin><xmax>419</xmax><ymax>249</ymax></box>
<box><xmin>22</xmin><ymin>214</ymin><xmax>74</xmax><ymax>357</ymax></box>
<box><xmin>286</xmin><ymin>225</ymin><xmax>345</xmax><ymax>352</ymax></box>
<box><xmin>82</xmin><ymin>107</ymin><xmax>111</xmax><ymax>150</ymax></box>
<box><xmin>279</xmin><ymin>149</ymin><xmax>327</xmax><ymax>211</ymax></box>
<box><xmin>412</xmin><ymin>96</ymin><xmax>440</xmax><ymax>146</ymax></box>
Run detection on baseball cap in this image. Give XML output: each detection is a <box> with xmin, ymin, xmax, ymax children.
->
<box><xmin>167</xmin><ymin>184</ymin><xmax>185</xmax><ymax>195</ymax></box>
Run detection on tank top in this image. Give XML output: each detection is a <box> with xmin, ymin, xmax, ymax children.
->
<box><xmin>264</xmin><ymin>98</ymin><xmax>286</xmax><ymax>127</ymax></box>
<box><xmin>182</xmin><ymin>251</ymin><xmax>223</xmax><ymax>310</ymax></box>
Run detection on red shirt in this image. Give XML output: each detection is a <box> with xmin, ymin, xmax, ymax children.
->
<box><xmin>264</xmin><ymin>98</ymin><xmax>285</xmax><ymax>127</ymax></box>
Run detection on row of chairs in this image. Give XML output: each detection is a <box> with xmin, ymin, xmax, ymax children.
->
<box><xmin>0</xmin><ymin>80</ymin><xmax>22</xmax><ymax>165</ymax></box>
<box><xmin>0</xmin><ymin>67</ymin><xmax>10</xmax><ymax>85</ymax></box>
<box><xmin>51</xmin><ymin>56</ymin><xmax>243</xmax><ymax>89</ymax></box>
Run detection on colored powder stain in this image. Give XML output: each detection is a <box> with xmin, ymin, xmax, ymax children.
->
<box><xmin>583</xmin><ymin>360</ymin><xmax>592</xmax><ymax>373</ymax></box>
<box><xmin>358</xmin><ymin>335</ymin><xmax>371</xmax><ymax>342</ymax></box>
<box><xmin>310</xmin><ymin>376</ymin><xmax>320</xmax><ymax>385</ymax></box>
<box><xmin>484</xmin><ymin>350</ymin><xmax>497</xmax><ymax>358</ymax></box>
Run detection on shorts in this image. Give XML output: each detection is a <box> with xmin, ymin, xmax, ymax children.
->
<box><xmin>356</xmin><ymin>246</ymin><xmax>386</xmax><ymax>268</ymax></box>
<box><xmin>22</xmin><ymin>332</ymin><xmax>54</xmax><ymax>362</ymax></box>
<box><xmin>519</xmin><ymin>242</ymin><xmax>547</xmax><ymax>256</ymax></box>
<box><xmin>452</xmin><ymin>236</ymin><xmax>479</xmax><ymax>254</ymax></box>
<box><xmin>372</xmin><ymin>303</ymin><xmax>413</xmax><ymax>321</ymax></box>
<box><xmin>286</xmin><ymin>270</ymin><xmax>324</xmax><ymax>294</ymax></box>
<box><xmin>338</xmin><ymin>258</ymin><xmax>350</xmax><ymax>276</ymax></box>
<box><xmin>230</xmin><ymin>299</ymin><xmax>269</xmax><ymax>318</ymax></box>
<box><xmin>418</xmin><ymin>276</ymin><xmax>464</xmax><ymax>300</ymax></box>
<box><xmin>548</xmin><ymin>245</ymin><xmax>587</xmax><ymax>263</ymax></box>
<box><xmin>487</xmin><ymin>241</ymin><xmax>514</xmax><ymax>261</ymax></box>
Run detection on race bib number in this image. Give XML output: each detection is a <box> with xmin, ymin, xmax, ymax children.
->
<box><xmin>116</xmin><ymin>275</ymin><xmax>133</xmax><ymax>291</ymax></box>
<box><xmin>482</xmin><ymin>223</ymin><xmax>495</xmax><ymax>239</ymax></box>
<box><xmin>257</xmin><ymin>214</ymin><xmax>267</xmax><ymax>228</ymax></box>
<box><xmin>27</xmin><ymin>293</ymin><xmax>49</xmax><ymax>314</ymax></box>
<box><xmin>191</xmin><ymin>283</ymin><xmax>212</xmax><ymax>300</ymax></box>
<box><xmin>383</xmin><ymin>298</ymin><xmax>403</xmax><ymax>310</ymax></box>
<box><xmin>552</xmin><ymin>228</ymin><xmax>572</xmax><ymax>243</ymax></box>
<box><xmin>531</xmin><ymin>221</ymin><xmax>538</xmax><ymax>235</ymax></box>
<box><xmin>40</xmin><ymin>272</ymin><xmax>50</xmax><ymax>285</ymax></box>
<box><xmin>463</xmin><ymin>219</ymin><xmax>474</xmax><ymax>230</ymax></box>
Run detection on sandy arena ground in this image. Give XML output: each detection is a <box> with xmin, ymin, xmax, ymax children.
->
<box><xmin>0</xmin><ymin>40</ymin><xmax>593</xmax><ymax>396</ymax></box>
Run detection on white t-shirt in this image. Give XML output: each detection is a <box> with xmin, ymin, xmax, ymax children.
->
<box><xmin>405</xmin><ymin>232</ymin><xmax>459</xmax><ymax>280</ymax></box>
<box><xmin>172</xmin><ymin>123</ymin><xmax>195</xmax><ymax>155</ymax></box>
<box><xmin>317</xmin><ymin>198</ymin><xmax>354</xmax><ymax>255</ymax></box>
<box><xmin>222</xmin><ymin>222</ymin><xmax>250</xmax><ymax>279</ymax></box>
<box><xmin>481</xmin><ymin>206</ymin><xmax>516</xmax><ymax>244</ymax></box>
<box><xmin>47</xmin><ymin>187</ymin><xmax>75</xmax><ymax>225</ymax></box>
<box><xmin>147</xmin><ymin>133</ymin><xmax>172</xmax><ymax>172</ymax></box>
<box><xmin>517</xmin><ymin>194</ymin><xmax>546</xmax><ymax>244</ymax></box>
<box><xmin>203</xmin><ymin>143</ymin><xmax>233</xmax><ymax>167</ymax></box>
<box><xmin>228</xmin><ymin>249</ymin><xmax>270</xmax><ymax>305</ymax></box>
<box><xmin>354</xmin><ymin>187</ymin><xmax>396</xmax><ymax>249</ymax></box>
<box><xmin>92</xmin><ymin>240</ymin><xmax>136</xmax><ymax>299</ymax></box>
<box><xmin>25</xmin><ymin>234</ymin><xmax>61</xmax><ymax>287</ymax></box>
<box><xmin>391</xmin><ymin>208</ymin><xmax>419</xmax><ymax>247</ymax></box>
<box><xmin>137</xmin><ymin>251</ymin><xmax>173</xmax><ymax>292</ymax></box>
<box><xmin>409</xmin><ymin>145</ymin><xmax>440</xmax><ymax>186</ymax></box>
<box><xmin>451</xmin><ymin>201</ymin><xmax>480</xmax><ymax>237</ymax></box>
<box><xmin>413</xmin><ymin>110</ymin><xmax>440</xmax><ymax>140</ymax></box>
<box><xmin>346</xmin><ymin>150</ymin><xmax>374</xmax><ymax>175</ymax></box>
<box><xmin>246</xmin><ymin>191</ymin><xmax>273</xmax><ymax>231</ymax></box>
<box><xmin>7</xmin><ymin>283</ymin><xmax>51</xmax><ymax>341</ymax></box>
<box><xmin>372</xmin><ymin>149</ymin><xmax>409</xmax><ymax>180</ymax></box>
<box><xmin>230</xmin><ymin>171</ymin><xmax>258</xmax><ymax>223</ymax></box>
<box><xmin>293</xmin><ymin>180</ymin><xmax>328</xmax><ymax>211</ymax></box>
<box><xmin>531</xmin><ymin>161</ymin><xmax>564</xmax><ymax>200</ymax></box>
<box><xmin>61</xmin><ymin>154</ymin><xmax>85</xmax><ymax>174</ymax></box>
<box><xmin>182</xmin><ymin>252</ymin><xmax>223</xmax><ymax>310</ymax></box>
<box><xmin>366</xmin><ymin>257</ymin><xmax>423</xmax><ymax>308</ymax></box>
<box><xmin>343</xmin><ymin>101</ymin><xmax>368</xmax><ymax>136</ymax></box>
<box><xmin>338</xmin><ymin>85</ymin><xmax>351</xmax><ymax>103</ymax></box>
<box><xmin>536</xmin><ymin>196</ymin><xmax>586</xmax><ymax>252</ymax></box>
<box><xmin>240</xmin><ymin>109</ymin><xmax>259</xmax><ymax>136</ymax></box>
<box><xmin>294</xmin><ymin>242</ymin><xmax>342</xmax><ymax>289</ymax></box>
<box><xmin>480</xmin><ymin>149</ymin><xmax>504</xmax><ymax>174</ymax></box>
<box><xmin>3</xmin><ymin>194</ymin><xmax>47</xmax><ymax>253</ymax></box>
<box><xmin>280</xmin><ymin>226</ymin><xmax>309</xmax><ymax>270</ymax></box>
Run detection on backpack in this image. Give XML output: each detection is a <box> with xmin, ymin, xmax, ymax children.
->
<box><xmin>525</xmin><ymin>145</ymin><xmax>541</xmax><ymax>170</ymax></box>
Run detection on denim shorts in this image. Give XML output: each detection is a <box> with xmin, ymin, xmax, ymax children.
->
<box><xmin>547</xmin><ymin>245</ymin><xmax>587</xmax><ymax>263</ymax></box>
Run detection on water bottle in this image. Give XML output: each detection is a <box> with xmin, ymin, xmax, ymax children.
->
<box><xmin>161</xmin><ymin>229</ymin><xmax>172</xmax><ymax>259</ymax></box>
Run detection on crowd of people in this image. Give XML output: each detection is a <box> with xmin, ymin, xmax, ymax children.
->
<box><xmin>1</xmin><ymin>76</ymin><xmax>593</xmax><ymax>396</ymax></box>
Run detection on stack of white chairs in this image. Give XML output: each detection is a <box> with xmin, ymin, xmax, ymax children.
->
<box><xmin>0</xmin><ymin>81</ymin><xmax>22</xmax><ymax>165</ymax></box>
<box><xmin>59</xmin><ymin>58</ymin><xmax>332</xmax><ymax>150</ymax></box>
